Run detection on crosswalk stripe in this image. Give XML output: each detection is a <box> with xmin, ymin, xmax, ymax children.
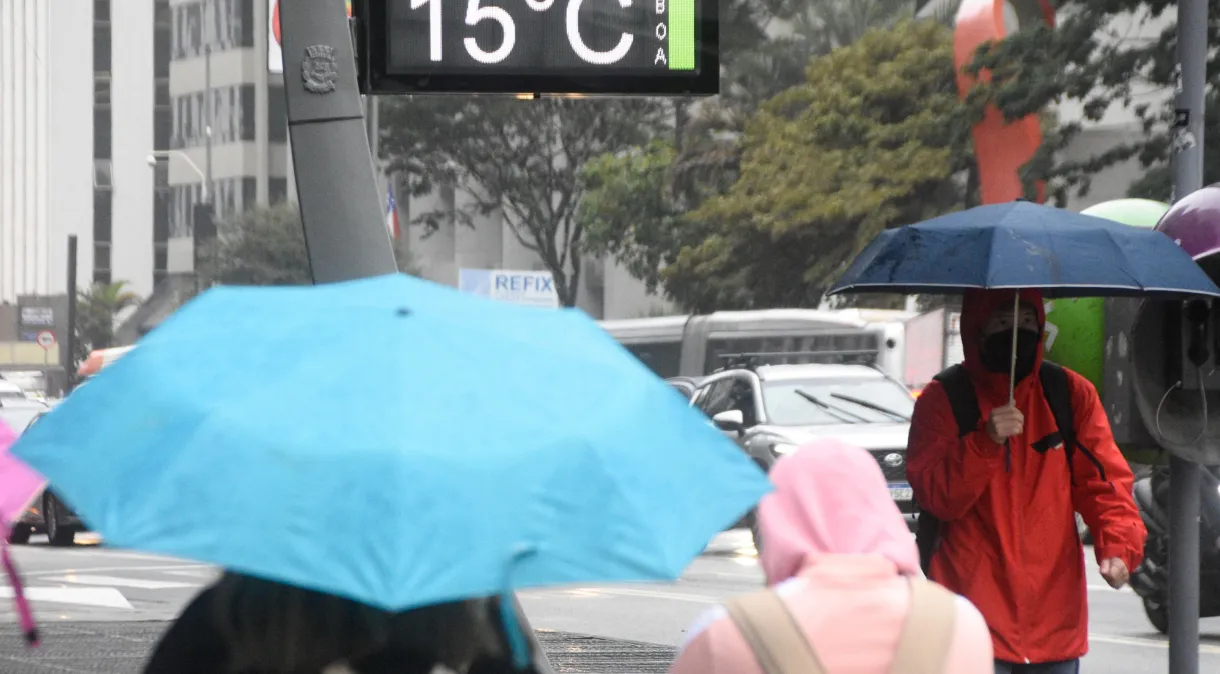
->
<box><xmin>162</xmin><ymin>569</ymin><xmax>218</xmax><ymax>579</ymax></box>
<box><xmin>44</xmin><ymin>574</ymin><xmax>197</xmax><ymax>590</ymax></box>
<box><xmin>0</xmin><ymin>586</ymin><xmax>133</xmax><ymax>610</ymax></box>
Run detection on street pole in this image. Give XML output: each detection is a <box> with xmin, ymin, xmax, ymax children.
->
<box><xmin>277</xmin><ymin>1</ymin><xmax>395</xmax><ymax>282</ymax></box>
<box><xmin>64</xmin><ymin>236</ymin><xmax>78</xmax><ymax>393</ymax></box>
<box><xmin>204</xmin><ymin>42</ymin><xmax>213</xmax><ymax>205</ymax></box>
<box><xmin>276</xmin><ymin>3</ymin><xmax>550</xmax><ymax>670</ymax></box>
<box><xmin>1168</xmin><ymin>1</ymin><xmax>1206</xmax><ymax>672</ymax></box>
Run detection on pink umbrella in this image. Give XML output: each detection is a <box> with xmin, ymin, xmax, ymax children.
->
<box><xmin>0</xmin><ymin>419</ymin><xmax>41</xmax><ymax>647</ymax></box>
<box><xmin>0</xmin><ymin>419</ymin><xmax>45</xmax><ymax>525</ymax></box>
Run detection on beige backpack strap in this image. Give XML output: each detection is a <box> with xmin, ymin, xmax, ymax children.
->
<box><xmin>724</xmin><ymin>589</ymin><xmax>828</xmax><ymax>674</ymax></box>
<box><xmin>891</xmin><ymin>578</ymin><xmax>959</xmax><ymax>674</ymax></box>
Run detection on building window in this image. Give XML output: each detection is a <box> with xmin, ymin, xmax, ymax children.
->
<box><xmin>94</xmin><ymin>0</ymin><xmax>110</xmax><ymax>20</ymax></box>
<box><xmin>93</xmin><ymin>243</ymin><xmax>112</xmax><ymax>273</ymax></box>
<box><xmin>93</xmin><ymin>159</ymin><xmax>114</xmax><ymax>190</ymax></box>
<box><xmin>153</xmin><ymin>163</ymin><xmax>170</xmax><ymax>190</ymax></box>
<box><xmin>154</xmin><ymin>195</ymin><xmax>171</xmax><ymax>242</ymax></box>
<box><xmin>270</xmin><ymin>178</ymin><xmax>289</xmax><ymax>203</ymax></box>
<box><xmin>268</xmin><ymin>86</ymin><xmax>287</xmax><ymax>143</ymax></box>
<box><xmin>172</xmin><ymin>0</ymin><xmax>255</xmax><ymax>60</ymax></box>
<box><xmin>93</xmin><ymin>192</ymin><xmax>113</xmax><ymax>242</ymax></box>
<box><xmin>93</xmin><ymin>26</ymin><xmax>112</xmax><ymax>73</ymax></box>
<box><xmin>155</xmin><ymin>108</ymin><xmax>172</xmax><ymax>150</ymax></box>
<box><xmin>242</xmin><ymin>178</ymin><xmax>257</xmax><ymax>210</ymax></box>
<box><xmin>94</xmin><ymin>77</ymin><xmax>111</xmax><ymax>105</ymax></box>
<box><xmin>240</xmin><ymin>84</ymin><xmax>256</xmax><ymax>142</ymax></box>
<box><xmin>94</xmin><ymin>187</ymin><xmax>113</xmax><ymax>285</ymax></box>
<box><xmin>173</xmin><ymin>84</ymin><xmax>263</xmax><ymax>148</ymax></box>
<box><xmin>93</xmin><ymin>109</ymin><xmax>112</xmax><ymax>159</ymax></box>
<box><xmin>155</xmin><ymin>30</ymin><xmax>172</xmax><ymax>78</ymax></box>
<box><xmin>239</xmin><ymin>0</ymin><xmax>255</xmax><ymax>47</ymax></box>
<box><xmin>171</xmin><ymin>184</ymin><xmax>205</xmax><ymax>238</ymax></box>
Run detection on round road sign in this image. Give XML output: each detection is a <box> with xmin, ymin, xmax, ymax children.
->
<box><xmin>36</xmin><ymin>330</ymin><xmax>56</xmax><ymax>350</ymax></box>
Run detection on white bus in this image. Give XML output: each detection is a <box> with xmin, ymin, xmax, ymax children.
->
<box><xmin>600</xmin><ymin>309</ymin><xmax>913</xmax><ymax>381</ymax></box>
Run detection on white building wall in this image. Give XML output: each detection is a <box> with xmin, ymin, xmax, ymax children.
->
<box><xmin>111</xmin><ymin>2</ymin><xmax>157</xmax><ymax>299</ymax></box>
<box><xmin>46</xmin><ymin>1</ymin><xmax>95</xmax><ymax>297</ymax></box>
<box><xmin>1</xmin><ymin>0</ymin><xmax>93</xmax><ymax>302</ymax></box>
<box><xmin>1</xmin><ymin>1</ymin><xmax>158</xmax><ymax>302</ymax></box>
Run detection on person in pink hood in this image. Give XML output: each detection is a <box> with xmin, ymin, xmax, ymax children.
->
<box><xmin>669</xmin><ymin>440</ymin><xmax>993</xmax><ymax>674</ymax></box>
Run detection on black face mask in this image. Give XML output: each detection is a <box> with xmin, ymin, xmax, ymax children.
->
<box><xmin>980</xmin><ymin>328</ymin><xmax>1041</xmax><ymax>379</ymax></box>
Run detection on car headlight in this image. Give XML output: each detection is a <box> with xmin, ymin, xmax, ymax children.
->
<box><xmin>772</xmin><ymin>442</ymin><xmax>799</xmax><ymax>456</ymax></box>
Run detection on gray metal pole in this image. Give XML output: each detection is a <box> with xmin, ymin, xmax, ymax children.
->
<box><xmin>204</xmin><ymin>43</ymin><xmax>213</xmax><ymax>204</ymax></box>
<box><xmin>1168</xmin><ymin>1</ymin><xmax>1207</xmax><ymax>672</ymax></box>
<box><xmin>276</xmin><ymin>1</ymin><xmax>396</xmax><ymax>283</ymax></box>
<box><xmin>64</xmin><ymin>235</ymin><xmax>78</xmax><ymax>393</ymax></box>
<box><xmin>277</xmin><ymin>4</ymin><xmax>552</xmax><ymax>671</ymax></box>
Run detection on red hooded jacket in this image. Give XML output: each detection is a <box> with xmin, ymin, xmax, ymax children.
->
<box><xmin>906</xmin><ymin>289</ymin><xmax>1146</xmax><ymax>664</ymax></box>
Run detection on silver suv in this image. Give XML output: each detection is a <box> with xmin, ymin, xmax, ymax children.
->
<box><xmin>690</xmin><ymin>360</ymin><xmax>916</xmax><ymax>550</ymax></box>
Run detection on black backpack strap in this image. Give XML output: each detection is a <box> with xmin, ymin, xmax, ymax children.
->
<box><xmin>1039</xmin><ymin>361</ymin><xmax>1107</xmax><ymax>485</ymax></box>
<box><xmin>916</xmin><ymin>365</ymin><xmax>983</xmax><ymax>576</ymax></box>
<box><xmin>932</xmin><ymin>364</ymin><xmax>982</xmax><ymax>439</ymax></box>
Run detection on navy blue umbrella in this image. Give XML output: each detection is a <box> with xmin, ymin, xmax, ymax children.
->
<box><xmin>828</xmin><ymin>201</ymin><xmax>1220</xmax><ymax>300</ymax></box>
<box><xmin>827</xmin><ymin>201</ymin><xmax>1220</xmax><ymax>403</ymax></box>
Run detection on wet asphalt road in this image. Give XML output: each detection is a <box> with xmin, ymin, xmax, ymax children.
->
<box><xmin>2</xmin><ymin>531</ymin><xmax>1219</xmax><ymax>672</ymax></box>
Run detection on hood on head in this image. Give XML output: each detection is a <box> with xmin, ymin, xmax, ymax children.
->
<box><xmin>756</xmin><ymin>439</ymin><xmax>920</xmax><ymax>584</ymax></box>
<box><xmin>960</xmin><ymin>288</ymin><xmax>1046</xmax><ymax>389</ymax></box>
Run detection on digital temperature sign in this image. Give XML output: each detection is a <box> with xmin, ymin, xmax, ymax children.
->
<box><xmin>354</xmin><ymin>0</ymin><xmax>718</xmax><ymax>95</ymax></box>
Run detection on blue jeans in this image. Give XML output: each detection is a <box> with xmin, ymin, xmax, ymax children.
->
<box><xmin>995</xmin><ymin>660</ymin><xmax>1080</xmax><ymax>674</ymax></box>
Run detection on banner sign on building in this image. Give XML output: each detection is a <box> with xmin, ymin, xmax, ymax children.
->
<box><xmin>19</xmin><ymin>307</ymin><xmax>53</xmax><ymax>327</ymax></box>
<box><xmin>458</xmin><ymin>269</ymin><xmax>560</xmax><ymax>309</ymax></box>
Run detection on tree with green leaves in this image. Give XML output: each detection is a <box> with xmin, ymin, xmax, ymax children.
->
<box><xmin>379</xmin><ymin>97</ymin><xmax>667</xmax><ymax>307</ymax></box>
<box><xmin>584</xmin><ymin>19</ymin><xmax>975</xmax><ymax>311</ymax></box>
<box><xmin>75</xmin><ymin>280</ymin><xmax>141</xmax><ymax>363</ymax></box>
<box><xmin>198</xmin><ymin>202</ymin><xmax>416</xmax><ymax>287</ymax></box>
<box><xmin>965</xmin><ymin>1</ymin><xmax>1220</xmax><ymax>203</ymax></box>
<box><xmin>672</xmin><ymin>0</ymin><xmax>930</xmax><ymax>200</ymax></box>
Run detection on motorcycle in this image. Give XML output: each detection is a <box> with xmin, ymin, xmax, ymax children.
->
<box><xmin>1128</xmin><ymin>464</ymin><xmax>1220</xmax><ymax>633</ymax></box>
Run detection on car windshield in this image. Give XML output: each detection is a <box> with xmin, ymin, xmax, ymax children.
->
<box><xmin>0</xmin><ymin>404</ymin><xmax>48</xmax><ymax>433</ymax></box>
<box><xmin>763</xmin><ymin>377</ymin><xmax>914</xmax><ymax>426</ymax></box>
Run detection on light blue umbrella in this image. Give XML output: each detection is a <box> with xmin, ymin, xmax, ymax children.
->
<box><xmin>13</xmin><ymin>273</ymin><xmax>769</xmax><ymax>616</ymax></box>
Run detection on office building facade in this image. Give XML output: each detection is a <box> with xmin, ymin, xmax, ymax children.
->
<box><xmin>1</xmin><ymin>0</ymin><xmax>169</xmax><ymax>302</ymax></box>
<box><xmin>165</xmin><ymin>0</ymin><xmax>288</xmax><ymax>272</ymax></box>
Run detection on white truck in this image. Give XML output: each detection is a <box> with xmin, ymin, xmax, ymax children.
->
<box><xmin>901</xmin><ymin>308</ymin><xmax>965</xmax><ymax>395</ymax></box>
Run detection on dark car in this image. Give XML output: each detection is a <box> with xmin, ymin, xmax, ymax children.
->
<box><xmin>5</xmin><ymin>402</ymin><xmax>85</xmax><ymax>546</ymax></box>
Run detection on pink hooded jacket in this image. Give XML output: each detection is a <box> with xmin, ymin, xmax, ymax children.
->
<box><xmin>669</xmin><ymin>441</ymin><xmax>993</xmax><ymax>674</ymax></box>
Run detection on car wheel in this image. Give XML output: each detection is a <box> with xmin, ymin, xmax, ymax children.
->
<box><xmin>6</xmin><ymin>524</ymin><xmax>31</xmax><ymax>545</ymax></box>
<box><xmin>45</xmin><ymin>493</ymin><xmax>75</xmax><ymax>547</ymax></box>
<box><xmin>1143</xmin><ymin>597</ymin><xmax>1169</xmax><ymax>634</ymax></box>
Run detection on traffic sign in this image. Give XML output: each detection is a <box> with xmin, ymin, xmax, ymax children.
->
<box><xmin>36</xmin><ymin>330</ymin><xmax>56</xmax><ymax>350</ymax></box>
<box><xmin>354</xmin><ymin>0</ymin><xmax>718</xmax><ymax>95</ymax></box>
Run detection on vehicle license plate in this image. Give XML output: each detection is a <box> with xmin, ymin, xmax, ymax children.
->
<box><xmin>888</xmin><ymin>485</ymin><xmax>914</xmax><ymax>501</ymax></box>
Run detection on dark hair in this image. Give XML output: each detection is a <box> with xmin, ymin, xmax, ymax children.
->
<box><xmin>210</xmin><ymin>572</ymin><xmax>506</xmax><ymax>672</ymax></box>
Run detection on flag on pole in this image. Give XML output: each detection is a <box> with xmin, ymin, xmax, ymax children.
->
<box><xmin>385</xmin><ymin>181</ymin><xmax>401</xmax><ymax>239</ymax></box>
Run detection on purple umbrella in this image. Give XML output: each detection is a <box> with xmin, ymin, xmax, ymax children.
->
<box><xmin>1156</xmin><ymin>183</ymin><xmax>1220</xmax><ymax>261</ymax></box>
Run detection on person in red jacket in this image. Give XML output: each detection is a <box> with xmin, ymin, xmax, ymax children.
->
<box><xmin>907</xmin><ymin>288</ymin><xmax>1146</xmax><ymax>673</ymax></box>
